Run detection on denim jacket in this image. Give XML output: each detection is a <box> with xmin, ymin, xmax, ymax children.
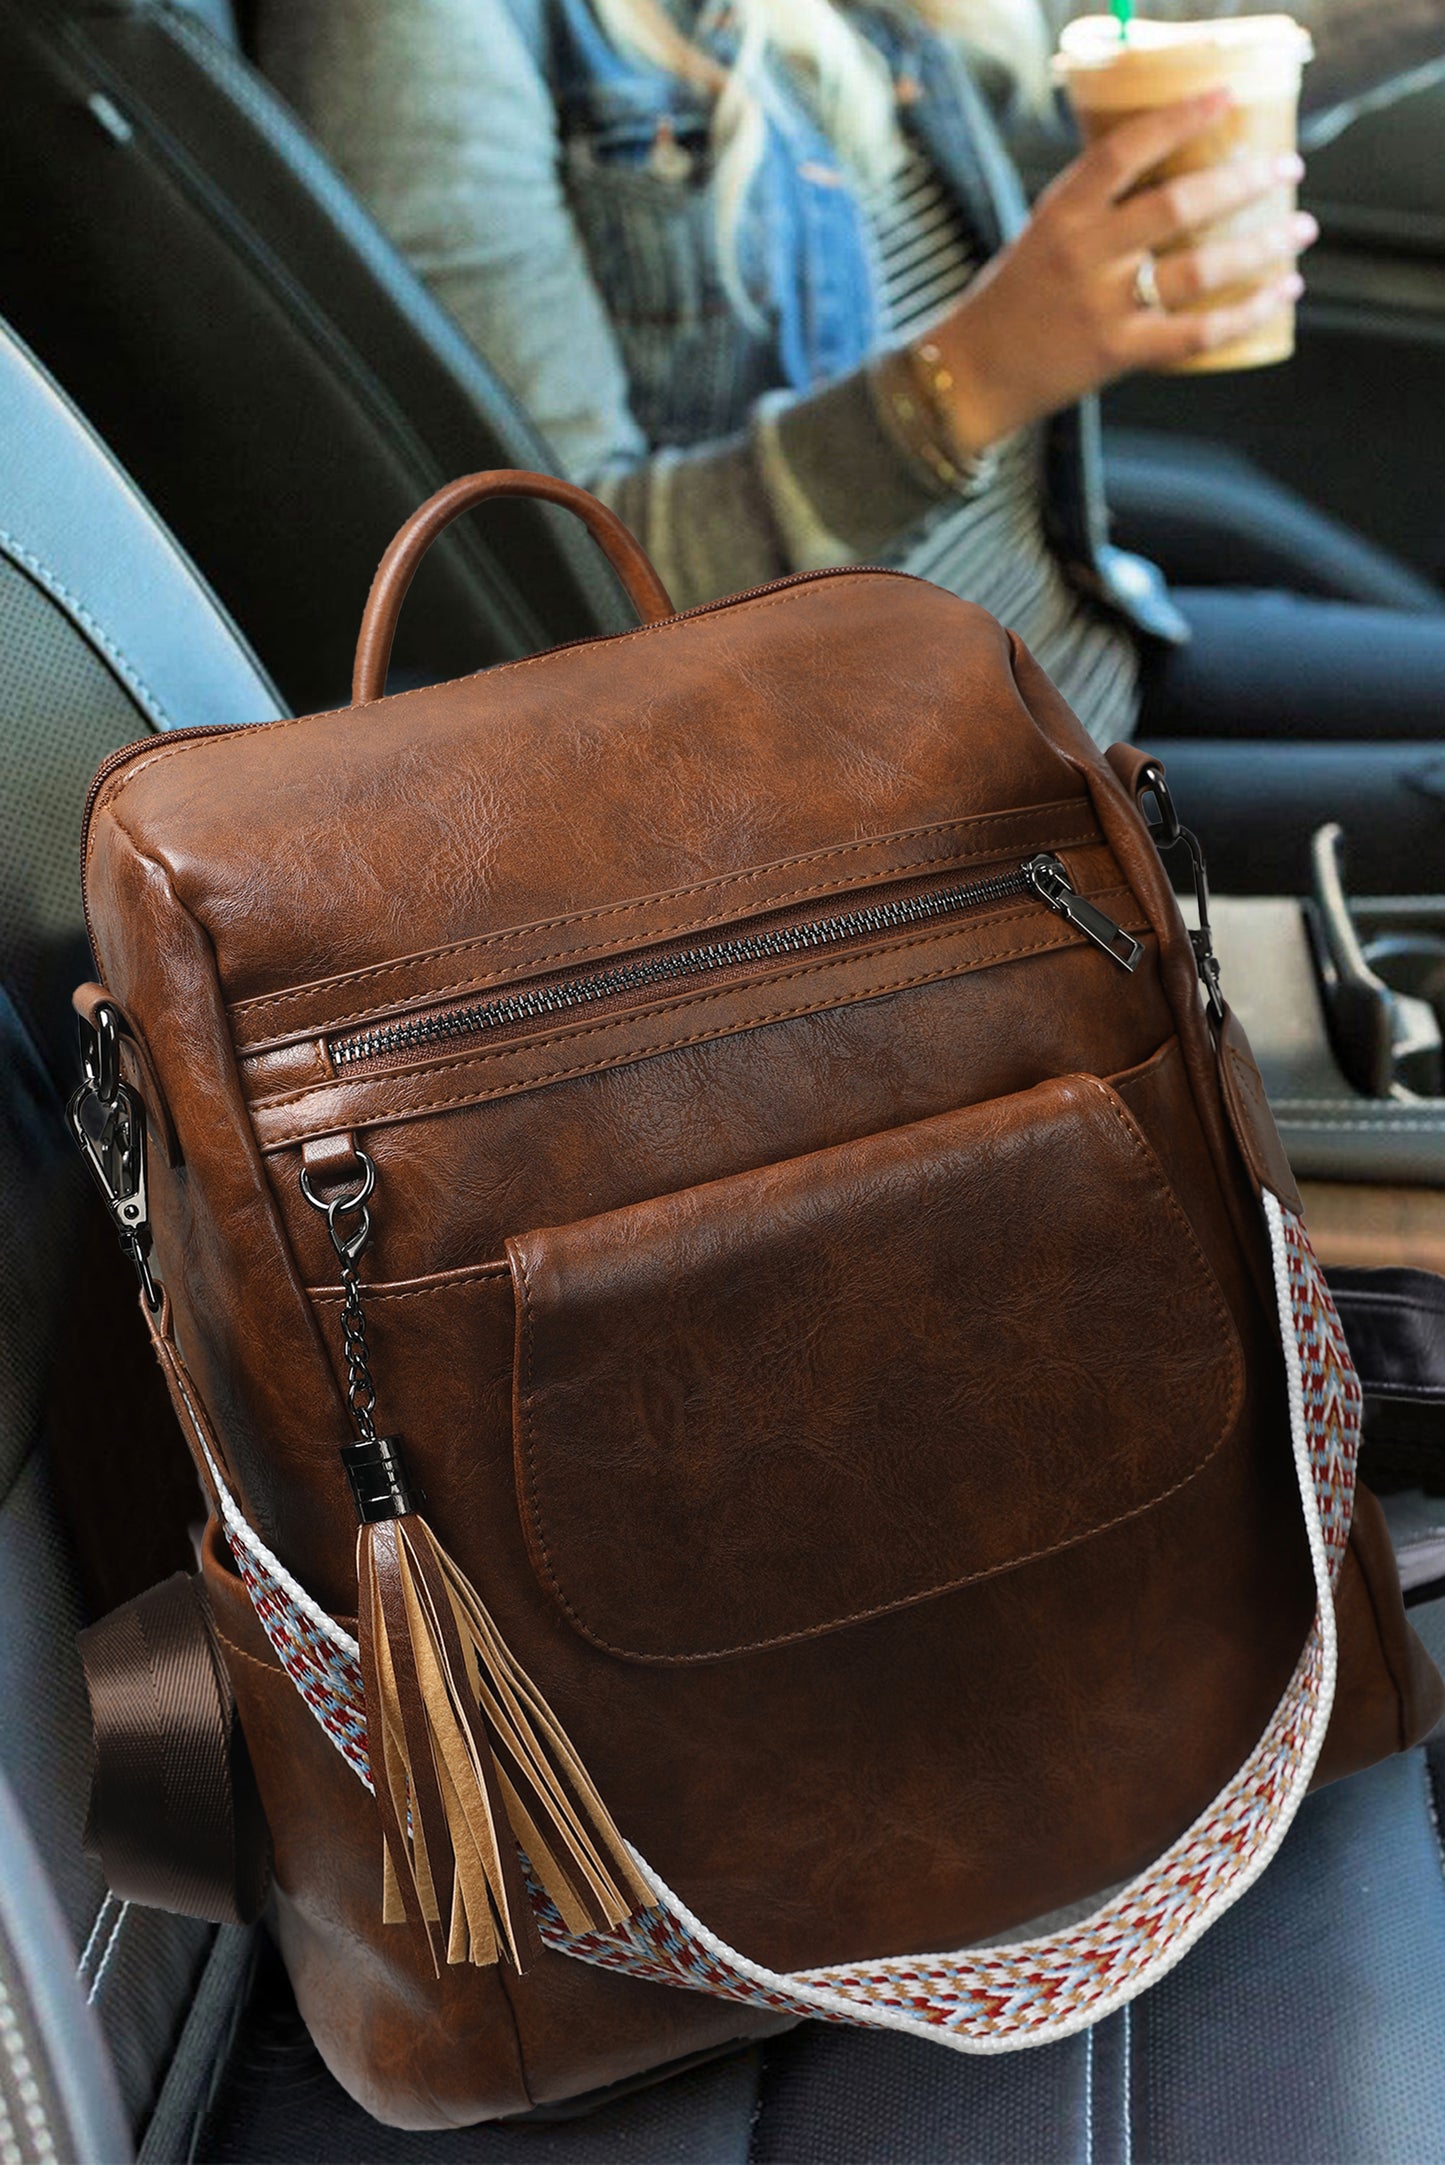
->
<box><xmin>256</xmin><ymin>0</ymin><xmax>1445</xmax><ymax>625</ymax></box>
<box><xmin>546</xmin><ymin>0</ymin><xmax>1184</xmax><ymax>638</ymax></box>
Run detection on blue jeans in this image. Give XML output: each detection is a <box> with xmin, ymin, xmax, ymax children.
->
<box><xmin>1141</xmin><ymin>588</ymin><xmax>1445</xmax><ymax>744</ymax></box>
<box><xmin>1137</xmin><ymin>589</ymin><xmax>1445</xmax><ymax>892</ymax></box>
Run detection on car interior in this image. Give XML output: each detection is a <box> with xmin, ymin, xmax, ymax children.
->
<box><xmin>3</xmin><ymin>2</ymin><xmax>1445</xmax><ymax>2160</ymax></box>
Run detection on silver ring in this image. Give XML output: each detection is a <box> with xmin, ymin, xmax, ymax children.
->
<box><xmin>1132</xmin><ymin>250</ymin><xmax>1164</xmax><ymax>312</ymax></box>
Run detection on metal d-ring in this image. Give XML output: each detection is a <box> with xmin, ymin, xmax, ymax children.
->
<box><xmin>300</xmin><ymin>1148</ymin><xmax>377</xmax><ymax>1269</ymax></box>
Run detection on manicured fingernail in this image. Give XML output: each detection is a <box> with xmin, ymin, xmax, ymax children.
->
<box><xmin>1294</xmin><ymin>212</ymin><xmax>1319</xmax><ymax>244</ymax></box>
<box><xmin>1282</xmin><ymin>272</ymin><xmax>1304</xmax><ymax>299</ymax></box>
<box><xmin>1276</xmin><ymin>152</ymin><xmax>1305</xmax><ymax>181</ymax></box>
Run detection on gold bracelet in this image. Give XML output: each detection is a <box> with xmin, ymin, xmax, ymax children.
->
<box><xmin>871</xmin><ymin>341</ymin><xmax>994</xmax><ymax>494</ymax></box>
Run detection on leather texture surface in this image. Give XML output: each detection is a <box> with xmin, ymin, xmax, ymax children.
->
<box><xmin>1216</xmin><ymin>1003</ymin><xmax>1306</xmax><ymax>1218</ymax></box>
<box><xmin>82</xmin><ymin>489</ymin><xmax>1442</xmax><ymax>2123</ymax></box>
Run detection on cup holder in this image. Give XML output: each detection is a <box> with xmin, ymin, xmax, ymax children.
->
<box><xmin>1360</xmin><ymin>934</ymin><xmax>1445</xmax><ymax>1028</ymax></box>
<box><xmin>1309</xmin><ymin>825</ymin><xmax>1444</xmax><ymax>1099</ymax></box>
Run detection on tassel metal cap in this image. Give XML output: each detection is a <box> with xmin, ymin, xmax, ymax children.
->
<box><xmin>342</xmin><ymin>1435</ymin><xmax>417</xmax><ymax>1523</ymax></box>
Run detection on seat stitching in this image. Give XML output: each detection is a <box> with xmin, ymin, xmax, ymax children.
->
<box><xmin>0</xmin><ymin>1962</ymin><xmax>56</xmax><ymax>2164</ymax></box>
<box><xmin>0</xmin><ymin>2053</ymin><xmax>20</xmax><ymax>2165</ymax></box>
<box><xmin>74</xmin><ymin>1895</ymin><xmax>117</xmax><ymax>1986</ymax></box>
<box><xmin>1329</xmin><ymin>1295</ymin><xmax>1445</xmax><ymax>1320</ymax></box>
<box><xmin>0</xmin><ymin>528</ymin><xmax>171</xmax><ymax>731</ymax></box>
<box><xmin>84</xmin><ymin>1902</ymin><xmax>131</xmax><ymax>2006</ymax></box>
<box><xmin>1273</xmin><ymin>1113</ymin><xmax>1445</xmax><ymax>1133</ymax></box>
<box><xmin>1122</xmin><ymin>2004</ymin><xmax>1133</xmax><ymax>2165</ymax></box>
<box><xmin>1084</xmin><ymin>2027</ymin><xmax>1095</xmax><ymax>2165</ymax></box>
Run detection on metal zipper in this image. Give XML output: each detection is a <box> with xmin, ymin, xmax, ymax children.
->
<box><xmin>328</xmin><ymin>853</ymin><xmax>1139</xmax><ymax>1073</ymax></box>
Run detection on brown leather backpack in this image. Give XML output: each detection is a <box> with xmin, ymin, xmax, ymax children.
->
<box><xmin>72</xmin><ymin>471</ymin><xmax>1441</xmax><ymax>2128</ymax></box>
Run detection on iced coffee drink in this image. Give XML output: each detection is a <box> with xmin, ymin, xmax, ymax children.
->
<box><xmin>1055</xmin><ymin>15</ymin><xmax>1313</xmax><ymax>371</ymax></box>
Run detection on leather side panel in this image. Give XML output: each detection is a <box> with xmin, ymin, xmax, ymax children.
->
<box><xmin>1006</xmin><ymin>637</ymin><xmax>1277</xmax><ymax>1312</ymax></box>
<box><xmin>1217</xmin><ymin>1004</ymin><xmax>1305</xmax><ymax>1218</ymax></box>
<box><xmin>84</xmin><ymin>814</ymin><xmax>358</xmax><ymax>1600</ymax></box>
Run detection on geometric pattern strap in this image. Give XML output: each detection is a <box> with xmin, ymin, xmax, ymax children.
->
<box><xmin>201</xmin><ymin>1195</ymin><xmax>1359</xmax><ymax>2052</ymax></box>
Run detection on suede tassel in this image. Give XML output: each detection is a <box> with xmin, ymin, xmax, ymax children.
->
<box><xmin>356</xmin><ymin>1514</ymin><xmax>652</xmax><ymax>1972</ymax></box>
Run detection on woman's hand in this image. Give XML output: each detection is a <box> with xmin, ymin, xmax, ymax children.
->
<box><xmin>924</xmin><ymin>90</ymin><xmax>1318</xmax><ymax>452</ymax></box>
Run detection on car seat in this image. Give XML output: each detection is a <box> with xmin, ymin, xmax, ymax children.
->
<box><xmin>0</xmin><ymin>313</ymin><xmax>278</xmax><ymax>2157</ymax></box>
<box><xmin>0</xmin><ymin>0</ymin><xmax>630</xmax><ymax>718</ymax></box>
<box><xmin>7</xmin><ymin>317</ymin><xmax>1445</xmax><ymax>2165</ymax></box>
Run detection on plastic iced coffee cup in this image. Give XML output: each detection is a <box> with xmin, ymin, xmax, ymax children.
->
<box><xmin>1054</xmin><ymin>15</ymin><xmax>1313</xmax><ymax>372</ymax></box>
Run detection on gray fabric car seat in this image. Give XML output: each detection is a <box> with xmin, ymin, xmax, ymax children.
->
<box><xmin>0</xmin><ymin>1765</ymin><xmax>132</xmax><ymax>2165</ymax></box>
<box><xmin>0</xmin><ymin>316</ymin><xmax>278</xmax><ymax>2158</ymax></box>
<box><xmin>195</xmin><ymin>1731</ymin><xmax>1445</xmax><ymax>2163</ymax></box>
<box><xmin>0</xmin><ymin>0</ymin><xmax>628</xmax><ymax>717</ymax></box>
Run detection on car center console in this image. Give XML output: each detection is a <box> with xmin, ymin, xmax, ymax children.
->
<box><xmin>1207</xmin><ymin>830</ymin><xmax>1445</xmax><ymax>1593</ymax></box>
<box><xmin>1210</xmin><ymin>827</ymin><xmax>1445</xmax><ymax>1265</ymax></box>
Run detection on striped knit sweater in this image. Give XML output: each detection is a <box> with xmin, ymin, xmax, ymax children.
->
<box><xmin>861</xmin><ymin>142</ymin><xmax>1139</xmax><ymax>748</ymax></box>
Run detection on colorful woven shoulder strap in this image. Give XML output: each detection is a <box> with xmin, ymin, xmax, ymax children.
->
<box><xmin>166</xmin><ymin>1192</ymin><xmax>1357</xmax><ymax>2051</ymax></box>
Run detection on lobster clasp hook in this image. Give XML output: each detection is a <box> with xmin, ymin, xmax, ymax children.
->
<box><xmin>67</xmin><ymin>1001</ymin><xmax>160</xmax><ymax>1310</ymax></box>
<box><xmin>300</xmin><ymin>1148</ymin><xmax>378</xmax><ymax>1270</ymax></box>
<box><xmin>1132</xmin><ymin>764</ymin><xmax>1226</xmax><ymax>1025</ymax></box>
<box><xmin>1135</xmin><ymin>760</ymin><xmax>1182</xmax><ymax>849</ymax></box>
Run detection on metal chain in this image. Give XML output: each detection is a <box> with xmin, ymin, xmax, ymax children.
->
<box><xmin>300</xmin><ymin>1151</ymin><xmax>381</xmax><ymax>1446</ymax></box>
<box><xmin>336</xmin><ymin>1255</ymin><xmax>378</xmax><ymax>1444</ymax></box>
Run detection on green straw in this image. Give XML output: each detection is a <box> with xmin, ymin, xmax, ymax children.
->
<box><xmin>1111</xmin><ymin>0</ymin><xmax>1134</xmax><ymax>36</ymax></box>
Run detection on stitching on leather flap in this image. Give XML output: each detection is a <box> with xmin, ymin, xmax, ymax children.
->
<box><xmin>253</xmin><ymin>896</ymin><xmax>1148</xmax><ymax>1149</ymax></box>
<box><xmin>229</xmin><ymin>806</ymin><xmax>1102</xmax><ymax>1051</ymax></box>
<box><xmin>510</xmin><ymin>1075</ymin><xmax>1245</xmax><ymax>1664</ymax></box>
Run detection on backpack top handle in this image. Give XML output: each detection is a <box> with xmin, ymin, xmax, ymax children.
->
<box><xmin>352</xmin><ymin>469</ymin><xmax>677</xmax><ymax>704</ymax></box>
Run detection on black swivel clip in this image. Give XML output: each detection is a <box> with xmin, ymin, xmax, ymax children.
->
<box><xmin>1135</xmin><ymin>762</ymin><xmax>1226</xmax><ymax>1025</ymax></box>
<box><xmin>67</xmin><ymin>1001</ymin><xmax>160</xmax><ymax>1310</ymax></box>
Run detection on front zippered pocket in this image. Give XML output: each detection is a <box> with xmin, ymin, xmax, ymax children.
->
<box><xmin>327</xmin><ymin>854</ymin><xmax>1141</xmax><ymax>1076</ymax></box>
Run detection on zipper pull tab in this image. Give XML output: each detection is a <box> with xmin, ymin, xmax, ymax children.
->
<box><xmin>1024</xmin><ymin>855</ymin><xmax>1142</xmax><ymax>973</ymax></box>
